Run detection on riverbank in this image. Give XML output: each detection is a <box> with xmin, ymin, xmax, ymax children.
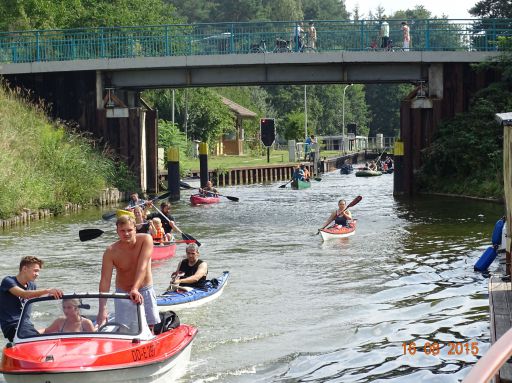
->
<box><xmin>0</xmin><ymin>84</ymin><xmax>136</xmax><ymax>221</ymax></box>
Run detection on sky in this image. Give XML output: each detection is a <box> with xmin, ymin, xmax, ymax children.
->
<box><xmin>344</xmin><ymin>0</ymin><xmax>477</xmax><ymax>19</ymax></box>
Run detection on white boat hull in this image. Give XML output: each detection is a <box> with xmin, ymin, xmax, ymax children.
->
<box><xmin>320</xmin><ymin>229</ymin><xmax>356</xmax><ymax>241</ymax></box>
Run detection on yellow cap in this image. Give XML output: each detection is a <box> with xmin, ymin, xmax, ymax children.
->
<box><xmin>116</xmin><ymin>209</ymin><xmax>135</xmax><ymax>219</ymax></box>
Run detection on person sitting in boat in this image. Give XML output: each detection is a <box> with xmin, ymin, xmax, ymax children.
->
<box><xmin>292</xmin><ymin>165</ymin><xmax>305</xmax><ymax>181</ymax></box>
<box><xmin>168</xmin><ymin>243</ymin><xmax>208</xmax><ymax>291</ymax></box>
<box><xmin>0</xmin><ymin>256</ymin><xmax>64</xmax><ymax>341</ymax></box>
<box><xmin>133</xmin><ymin>206</ymin><xmax>149</xmax><ymax>234</ymax></box>
<box><xmin>146</xmin><ymin>201</ymin><xmax>181</xmax><ymax>236</ymax></box>
<box><xmin>368</xmin><ymin>160</ymin><xmax>378</xmax><ymax>171</ymax></box>
<box><xmin>42</xmin><ymin>298</ymin><xmax>95</xmax><ymax>334</ymax></box>
<box><xmin>126</xmin><ymin>192</ymin><xmax>146</xmax><ymax>209</ymax></box>
<box><xmin>198</xmin><ymin>180</ymin><xmax>219</xmax><ymax>197</ymax></box>
<box><xmin>384</xmin><ymin>156</ymin><xmax>394</xmax><ymax>171</ymax></box>
<box><xmin>319</xmin><ymin>199</ymin><xmax>353</xmax><ymax>231</ymax></box>
<box><xmin>149</xmin><ymin>217</ymin><xmax>172</xmax><ymax>244</ymax></box>
<box><xmin>300</xmin><ymin>164</ymin><xmax>311</xmax><ymax>181</ymax></box>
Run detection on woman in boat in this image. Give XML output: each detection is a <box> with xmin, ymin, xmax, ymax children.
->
<box><xmin>368</xmin><ymin>160</ymin><xmax>378</xmax><ymax>171</ymax></box>
<box><xmin>133</xmin><ymin>206</ymin><xmax>149</xmax><ymax>234</ymax></box>
<box><xmin>42</xmin><ymin>299</ymin><xmax>95</xmax><ymax>334</ymax></box>
<box><xmin>169</xmin><ymin>243</ymin><xmax>208</xmax><ymax>290</ymax></box>
<box><xmin>319</xmin><ymin>199</ymin><xmax>353</xmax><ymax>231</ymax></box>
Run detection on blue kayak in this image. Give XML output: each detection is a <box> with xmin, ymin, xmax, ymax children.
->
<box><xmin>157</xmin><ymin>271</ymin><xmax>230</xmax><ymax>311</ymax></box>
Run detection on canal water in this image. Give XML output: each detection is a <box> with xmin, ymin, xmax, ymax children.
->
<box><xmin>0</xmin><ymin>170</ymin><xmax>505</xmax><ymax>382</ymax></box>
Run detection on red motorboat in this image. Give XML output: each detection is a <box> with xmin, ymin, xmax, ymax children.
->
<box><xmin>190</xmin><ymin>194</ymin><xmax>220</xmax><ymax>205</ymax></box>
<box><xmin>151</xmin><ymin>242</ymin><xmax>177</xmax><ymax>261</ymax></box>
<box><xmin>0</xmin><ymin>293</ymin><xmax>196</xmax><ymax>383</ymax></box>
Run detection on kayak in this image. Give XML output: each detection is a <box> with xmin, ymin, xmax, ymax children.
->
<box><xmin>157</xmin><ymin>271</ymin><xmax>230</xmax><ymax>311</ymax></box>
<box><xmin>190</xmin><ymin>194</ymin><xmax>221</xmax><ymax>205</ymax></box>
<box><xmin>0</xmin><ymin>293</ymin><xmax>196</xmax><ymax>383</ymax></box>
<box><xmin>291</xmin><ymin>179</ymin><xmax>311</xmax><ymax>189</ymax></box>
<box><xmin>355</xmin><ymin>170</ymin><xmax>382</xmax><ymax>177</ymax></box>
<box><xmin>152</xmin><ymin>242</ymin><xmax>177</xmax><ymax>261</ymax></box>
<box><xmin>320</xmin><ymin>220</ymin><xmax>357</xmax><ymax>241</ymax></box>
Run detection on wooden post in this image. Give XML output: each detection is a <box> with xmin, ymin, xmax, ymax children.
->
<box><xmin>199</xmin><ymin>142</ymin><xmax>208</xmax><ymax>188</ymax></box>
<box><xmin>167</xmin><ymin>147</ymin><xmax>180</xmax><ymax>202</ymax></box>
<box><xmin>393</xmin><ymin>140</ymin><xmax>404</xmax><ymax>195</ymax></box>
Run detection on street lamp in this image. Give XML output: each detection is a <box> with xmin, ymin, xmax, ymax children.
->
<box><xmin>304</xmin><ymin>85</ymin><xmax>308</xmax><ymax>140</ymax></box>
<box><xmin>342</xmin><ymin>83</ymin><xmax>353</xmax><ymax>153</ymax></box>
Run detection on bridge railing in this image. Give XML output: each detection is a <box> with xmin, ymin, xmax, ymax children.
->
<box><xmin>0</xmin><ymin>18</ymin><xmax>510</xmax><ymax>63</ymax></box>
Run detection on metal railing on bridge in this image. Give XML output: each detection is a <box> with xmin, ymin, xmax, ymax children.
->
<box><xmin>0</xmin><ymin>18</ymin><xmax>510</xmax><ymax>64</ymax></box>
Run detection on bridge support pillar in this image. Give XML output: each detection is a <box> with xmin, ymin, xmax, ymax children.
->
<box><xmin>167</xmin><ymin>147</ymin><xmax>180</xmax><ymax>202</ymax></box>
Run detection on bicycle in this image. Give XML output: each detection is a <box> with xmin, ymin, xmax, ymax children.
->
<box><xmin>250</xmin><ymin>40</ymin><xmax>267</xmax><ymax>53</ymax></box>
<box><xmin>273</xmin><ymin>38</ymin><xmax>292</xmax><ymax>53</ymax></box>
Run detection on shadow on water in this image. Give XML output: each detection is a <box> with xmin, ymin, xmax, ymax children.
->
<box><xmin>0</xmin><ymin>170</ymin><xmax>505</xmax><ymax>383</ymax></box>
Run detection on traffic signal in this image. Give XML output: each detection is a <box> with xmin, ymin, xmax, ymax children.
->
<box><xmin>260</xmin><ymin>118</ymin><xmax>276</xmax><ymax>147</ymax></box>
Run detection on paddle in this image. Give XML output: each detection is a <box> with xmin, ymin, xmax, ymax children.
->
<box><xmin>78</xmin><ymin>228</ymin><xmax>196</xmax><ymax>243</ymax></box>
<box><xmin>150</xmin><ymin>205</ymin><xmax>202</xmax><ymax>247</ymax></box>
<box><xmin>314</xmin><ymin>177</ymin><xmax>322</xmax><ymax>181</ymax></box>
<box><xmin>180</xmin><ymin>181</ymin><xmax>193</xmax><ymax>189</ymax></box>
<box><xmin>101</xmin><ymin>191</ymin><xmax>172</xmax><ymax>221</ymax></box>
<box><xmin>279</xmin><ymin>179</ymin><xmax>293</xmax><ymax>188</ymax></box>
<box><xmin>218</xmin><ymin>194</ymin><xmax>239</xmax><ymax>202</ymax></box>
<box><xmin>316</xmin><ymin>195</ymin><xmax>363</xmax><ymax>235</ymax></box>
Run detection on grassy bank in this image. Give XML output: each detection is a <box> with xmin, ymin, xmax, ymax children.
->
<box><xmin>0</xmin><ymin>85</ymin><xmax>134</xmax><ymax>219</ymax></box>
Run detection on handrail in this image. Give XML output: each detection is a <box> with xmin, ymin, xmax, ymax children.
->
<box><xmin>0</xmin><ymin>18</ymin><xmax>509</xmax><ymax>64</ymax></box>
<box><xmin>462</xmin><ymin>327</ymin><xmax>512</xmax><ymax>383</ymax></box>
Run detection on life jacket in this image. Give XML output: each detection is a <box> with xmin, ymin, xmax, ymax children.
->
<box><xmin>152</xmin><ymin>227</ymin><xmax>166</xmax><ymax>243</ymax></box>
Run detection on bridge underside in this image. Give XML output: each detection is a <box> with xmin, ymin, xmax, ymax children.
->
<box><xmin>2</xmin><ymin>53</ymin><xmax>498</xmax><ymax>195</ymax></box>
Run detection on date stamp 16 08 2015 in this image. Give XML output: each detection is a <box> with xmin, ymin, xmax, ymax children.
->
<box><xmin>402</xmin><ymin>342</ymin><xmax>479</xmax><ymax>356</ymax></box>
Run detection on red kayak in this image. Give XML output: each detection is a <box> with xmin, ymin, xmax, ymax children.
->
<box><xmin>190</xmin><ymin>194</ymin><xmax>220</xmax><ymax>205</ymax></box>
<box><xmin>151</xmin><ymin>242</ymin><xmax>177</xmax><ymax>261</ymax></box>
<box><xmin>320</xmin><ymin>220</ymin><xmax>357</xmax><ymax>241</ymax></box>
<box><xmin>0</xmin><ymin>293</ymin><xmax>197</xmax><ymax>383</ymax></box>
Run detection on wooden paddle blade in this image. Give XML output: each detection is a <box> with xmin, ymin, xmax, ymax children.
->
<box><xmin>347</xmin><ymin>195</ymin><xmax>363</xmax><ymax>208</ymax></box>
<box><xmin>181</xmin><ymin>232</ymin><xmax>201</xmax><ymax>247</ymax></box>
<box><xmin>101</xmin><ymin>211</ymin><xmax>117</xmax><ymax>221</ymax></box>
<box><xmin>224</xmin><ymin>195</ymin><xmax>239</xmax><ymax>202</ymax></box>
<box><xmin>79</xmin><ymin>228</ymin><xmax>105</xmax><ymax>242</ymax></box>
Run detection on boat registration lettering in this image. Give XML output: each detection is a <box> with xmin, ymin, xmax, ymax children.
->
<box><xmin>132</xmin><ymin>344</ymin><xmax>156</xmax><ymax>361</ymax></box>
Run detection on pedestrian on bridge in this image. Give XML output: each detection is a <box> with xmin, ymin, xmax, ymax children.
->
<box><xmin>380</xmin><ymin>16</ymin><xmax>390</xmax><ymax>49</ymax></box>
<box><xmin>401</xmin><ymin>21</ymin><xmax>410</xmax><ymax>51</ymax></box>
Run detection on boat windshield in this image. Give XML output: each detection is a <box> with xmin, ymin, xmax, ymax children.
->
<box><xmin>17</xmin><ymin>294</ymin><xmax>142</xmax><ymax>339</ymax></box>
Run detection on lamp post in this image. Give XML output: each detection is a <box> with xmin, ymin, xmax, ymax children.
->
<box><xmin>342</xmin><ymin>83</ymin><xmax>353</xmax><ymax>153</ymax></box>
<box><xmin>304</xmin><ymin>85</ymin><xmax>308</xmax><ymax>140</ymax></box>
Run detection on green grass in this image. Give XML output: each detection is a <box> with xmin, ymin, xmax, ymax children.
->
<box><xmin>0</xmin><ymin>84</ymin><xmax>133</xmax><ymax>219</ymax></box>
<box><xmin>179</xmin><ymin>150</ymin><xmax>343</xmax><ymax>172</ymax></box>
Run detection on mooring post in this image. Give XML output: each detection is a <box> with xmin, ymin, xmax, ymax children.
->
<box><xmin>199</xmin><ymin>142</ymin><xmax>209</xmax><ymax>187</ymax></box>
<box><xmin>167</xmin><ymin>147</ymin><xmax>180</xmax><ymax>201</ymax></box>
<box><xmin>393</xmin><ymin>140</ymin><xmax>404</xmax><ymax>195</ymax></box>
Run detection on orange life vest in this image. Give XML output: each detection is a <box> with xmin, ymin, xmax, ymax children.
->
<box><xmin>152</xmin><ymin>227</ymin><xmax>165</xmax><ymax>243</ymax></box>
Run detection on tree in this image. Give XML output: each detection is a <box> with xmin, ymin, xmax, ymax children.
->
<box><xmin>469</xmin><ymin>0</ymin><xmax>512</xmax><ymax>18</ymax></box>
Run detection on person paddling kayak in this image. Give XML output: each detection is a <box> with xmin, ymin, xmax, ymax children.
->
<box><xmin>319</xmin><ymin>199</ymin><xmax>353</xmax><ymax>230</ymax></box>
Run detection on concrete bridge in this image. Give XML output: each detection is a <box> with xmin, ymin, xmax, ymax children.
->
<box><xmin>0</xmin><ymin>18</ymin><xmax>508</xmax><ymax>193</ymax></box>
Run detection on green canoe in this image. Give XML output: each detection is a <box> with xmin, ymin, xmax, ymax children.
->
<box><xmin>291</xmin><ymin>179</ymin><xmax>312</xmax><ymax>189</ymax></box>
